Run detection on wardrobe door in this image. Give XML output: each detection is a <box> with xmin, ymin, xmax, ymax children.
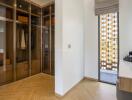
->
<box><xmin>0</xmin><ymin>20</ymin><xmax>14</xmax><ymax>85</ymax></box>
<box><xmin>0</xmin><ymin>0</ymin><xmax>14</xmax><ymax>85</ymax></box>
<box><xmin>31</xmin><ymin>5</ymin><xmax>41</xmax><ymax>75</ymax></box>
<box><xmin>16</xmin><ymin>0</ymin><xmax>30</xmax><ymax>80</ymax></box>
<box><xmin>51</xmin><ymin>4</ymin><xmax>55</xmax><ymax>75</ymax></box>
<box><xmin>42</xmin><ymin>6</ymin><xmax>51</xmax><ymax>74</ymax></box>
<box><xmin>42</xmin><ymin>4</ymin><xmax>55</xmax><ymax>75</ymax></box>
<box><xmin>5</xmin><ymin>21</ymin><xmax>14</xmax><ymax>84</ymax></box>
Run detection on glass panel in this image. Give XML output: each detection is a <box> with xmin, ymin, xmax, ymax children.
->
<box><xmin>0</xmin><ymin>4</ymin><xmax>13</xmax><ymax>85</ymax></box>
<box><xmin>16</xmin><ymin>10</ymin><xmax>29</xmax><ymax>80</ymax></box>
<box><xmin>0</xmin><ymin>5</ymin><xmax>13</xmax><ymax>20</ymax></box>
<box><xmin>5</xmin><ymin>21</ymin><xmax>13</xmax><ymax>84</ymax></box>
<box><xmin>0</xmin><ymin>0</ymin><xmax>14</xmax><ymax>7</ymax></box>
<box><xmin>43</xmin><ymin>6</ymin><xmax>50</xmax><ymax>16</ymax></box>
<box><xmin>42</xmin><ymin>5</ymin><xmax>55</xmax><ymax>75</ymax></box>
<box><xmin>51</xmin><ymin>4</ymin><xmax>55</xmax><ymax>75</ymax></box>
<box><xmin>17</xmin><ymin>0</ymin><xmax>29</xmax><ymax>12</ymax></box>
<box><xmin>100</xmin><ymin>12</ymin><xmax>118</xmax><ymax>84</ymax></box>
<box><xmin>31</xmin><ymin>5</ymin><xmax>41</xmax><ymax>16</ymax></box>
<box><xmin>51</xmin><ymin>4</ymin><xmax>54</xmax><ymax>15</ymax></box>
<box><xmin>0</xmin><ymin>20</ymin><xmax>13</xmax><ymax>85</ymax></box>
<box><xmin>31</xmin><ymin>15</ymin><xmax>41</xmax><ymax>26</ymax></box>
<box><xmin>100</xmin><ymin>13</ymin><xmax>118</xmax><ymax>71</ymax></box>
<box><xmin>42</xmin><ymin>26</ymin><xmax>50</xmax><ymax>74</ymax></box>
<box><xmin>0</xmin><ymin>20</ymin><xmax>6</xmax><ymax>85</ymax></box>
<box><xmin>42</xmin><ymin>6</ymin><xmax>50</xmax><ymax>74</ymax></box>
<box><xmin>31</xmin><ymin>10</ymin><xmax>41</xmax><ymax>75</ymax></box>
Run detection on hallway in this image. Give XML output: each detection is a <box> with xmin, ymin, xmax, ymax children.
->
<box><xmin>0</xmin><ymin>73</ymin><xmax>116</xmax><ymax>100</ymax></box>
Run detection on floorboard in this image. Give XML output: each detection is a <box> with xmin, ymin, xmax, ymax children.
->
<box><xmin>0</xmin><ymin>73</ymin><xmax>117</xmax><ymax>100</ymax></box>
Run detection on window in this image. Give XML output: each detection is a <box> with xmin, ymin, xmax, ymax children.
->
<box><xmin>100</xmin><ymin>12</ymin><xmax>118</xmax><ymax>71</ymax></box>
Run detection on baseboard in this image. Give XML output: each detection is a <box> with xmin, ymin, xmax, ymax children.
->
<box><xmin>55</xmin><ymin>93</ymin><xmax>62</xmax><ymax>98</ymax></box>
<box><xmin>84</xmin><ymin>77</ymin><xmax>98</xmax><ymax>82</ymax></box>
<box><xmin>55</xmin><ymin>77</ymin><xmax>98</xmax><ymax>98</ymax></box>
<box><xmin>55</xmin><ymin>78</ymin><xmax>85</xmax><ymax>98</ymax></box>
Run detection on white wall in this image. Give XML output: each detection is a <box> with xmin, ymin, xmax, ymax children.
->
<box><xmin>55</xmin><ymin>0</ymin><xmax>84</xmax><ymax>96</ymax></box>
<box><xmin>55</xmin><ymin>0</ymin><xmax>132</xmax><ymax>96</ymax></box>
<box><xmin>55</xmin><ymin>0</ymin><xmax>63</xmax><ymax>95</ymax></box>
<box><xmin>83</xmin><ymin>0</ymin><xmax>132</xmax><ymax>79</ymax></box>
<box><xmin>84</xmin><ymin>0</ymin><xmax>98</xmax><ymax>79</ymax></box>
<box><xmin>119</xmin><ymin>0</ymin><xmax>132</xmax><ymax>78</ymax></box>
<box><xmin>119</xmin><ymin>0</ymin><xmax>132</xmax><ymax>60</ymax></box>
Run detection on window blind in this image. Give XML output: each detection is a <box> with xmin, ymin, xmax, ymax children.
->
<box><xmin>95</xmin><ymin>0</ymin><xmax>119</xmax><ymax>15</ymax></box>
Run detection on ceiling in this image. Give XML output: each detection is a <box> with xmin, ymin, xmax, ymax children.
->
<box><xmin>30</xmin><ymin>0</ymin><xmax>53</xmax><ymax>7</ymax></box>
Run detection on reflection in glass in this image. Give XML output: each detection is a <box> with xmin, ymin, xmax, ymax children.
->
<box><xmin>17</xmin><ymin>0</ymin><xmax>29</xmax><ymax>12</ymax></box>
<box><xmin>0</xmin><ymin>3</ymin><xmax>14</xmax><ymax>85</ymax></box>
<box><xmin>16</xmin><ymin>6</ymin><xmax>29</xmax><ymax>80</ymax></box>
<box><xmin>31</xmin><ymin>12</ymin><xmax>41</xmax><ymax>75</ymax></box>
<box><xmin>0</xmin><ymin>0</ymin><xmax>14</xmax><ymax>6</ymax></box>
<box><xmin>0</xmin><ymin>20</ymin><xmax>13</xmax><ymax>85</ymax></box>
<box><xmin>43</xmin><ymin>15</ymin><xmax>50</xmax><ymax>74</ymax></box>
<box><xmin>0</xmin><ymin>6</ymin><xmax>13</xmax><ymax>20</ymax></box>
<box><xmin>42</xmin><ymin>5</ymin><xmax>55</xmax><ymax>75</ymax></box>
<box><xmin>31</xmin><ymin>5</ymin><xmax>41</xmax><ymax>75</ymax></box>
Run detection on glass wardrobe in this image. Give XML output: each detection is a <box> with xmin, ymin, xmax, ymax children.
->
<box><xmin>0</xmin><ymin>0</ymin><xmax>55</xmax><ymax>86</ymax></box>
<box><xmin>0</xmin><ymin>0</ymin><xmax>14</xmax><ymax>85</ymax></box>
<box><xmin>0</xmin><ymin>0</ymin><xmax>42</xmax><ymax>85</ymax></box>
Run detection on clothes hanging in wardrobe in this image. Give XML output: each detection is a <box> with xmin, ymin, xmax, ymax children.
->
<box><xmin>20</xmin><ymin>29</ymin><xmax>26</xmax><ymax>50</ymax></box>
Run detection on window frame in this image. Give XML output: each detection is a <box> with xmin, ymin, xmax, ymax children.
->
<box><xmin>98</xmin><ymin>12</ymin><xmax>120</xmax><ymax>84</ymax></box>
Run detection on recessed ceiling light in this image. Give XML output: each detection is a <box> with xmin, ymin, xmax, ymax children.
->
<box><xmin>19</xmin><ymin>4</ymin><xmax>22</xmax><ymax>8</ymax></box>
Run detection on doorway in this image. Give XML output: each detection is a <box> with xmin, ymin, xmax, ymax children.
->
<box><xmin>99</xmin><ymin>12</ymin><xmax>119</xmax><ymax>84</ymax></box>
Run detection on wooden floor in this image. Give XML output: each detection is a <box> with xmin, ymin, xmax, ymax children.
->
<box><xmin>0</xmin><ymin>73</ymin><xmax>117</xmax><ymax>100</ymax></box>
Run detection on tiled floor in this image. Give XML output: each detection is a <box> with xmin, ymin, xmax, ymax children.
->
<box><xmin>0</xmin><ymin>73</ymin><xmax>117</xmax><ymax>100</ymax></box>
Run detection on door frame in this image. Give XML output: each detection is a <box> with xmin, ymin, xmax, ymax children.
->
<box><xmin>98</xmin><ymin>12</ymin><xmax>120</xmax><ymax>85</ymax></box>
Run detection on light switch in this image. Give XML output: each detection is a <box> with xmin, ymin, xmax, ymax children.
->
<box><xmin>68</xmin><ymin>44</ymin><xmax>71</xmax><ymax>49</ymax></box>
